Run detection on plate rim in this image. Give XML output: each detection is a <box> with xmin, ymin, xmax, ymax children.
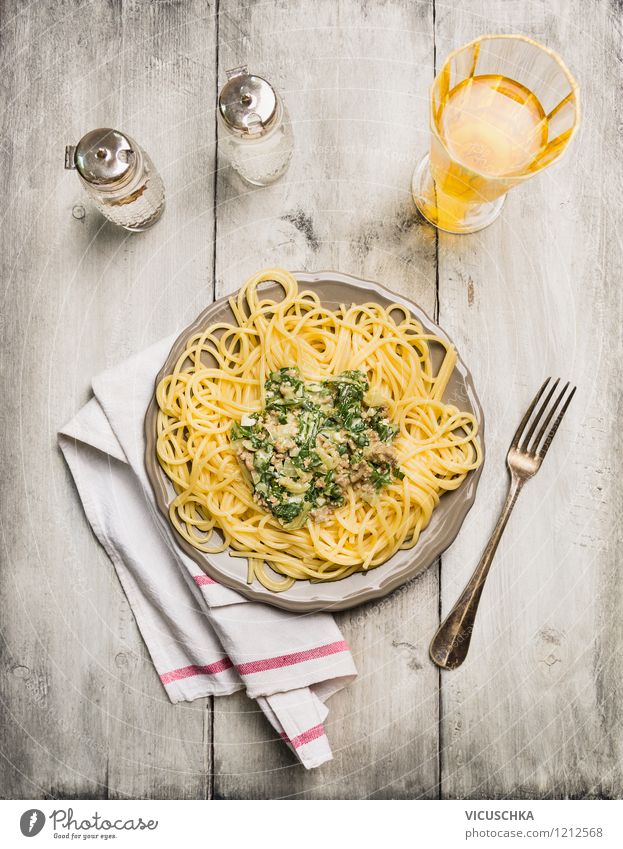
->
<box><xmin>144</xmin><ymin>270</ymin><xmax>485</xmax><ymax>612</ymax></box>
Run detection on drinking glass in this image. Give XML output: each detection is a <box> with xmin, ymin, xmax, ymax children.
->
<box><xmin>412</xmin><ymin>35</ymin><xmax>580</xmax><ymax>234</ymax></box>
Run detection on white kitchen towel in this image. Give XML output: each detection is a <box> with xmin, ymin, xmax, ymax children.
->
<box><xmin>58</xmin><ymin>336</ymin><xmax>357</xmax><ymax>770</ymax></box>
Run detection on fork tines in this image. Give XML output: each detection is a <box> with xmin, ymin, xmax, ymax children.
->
<box><xmin>511</xmin><ymin>377</ymin><xmax>577</xmax><ymax>459</ymax></box>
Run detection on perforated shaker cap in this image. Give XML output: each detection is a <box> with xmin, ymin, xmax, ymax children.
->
<box><xmin>218</xmin><ymin>66</ymin><xmax>278</xmax><ymax>136</ymax></box>
<box><xmin>69</xmin><ymin>128</ymin><xmax>136</xmax><ymax>185</ymax></box>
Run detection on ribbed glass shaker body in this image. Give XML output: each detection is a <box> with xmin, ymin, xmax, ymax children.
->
<box><xmin>218</xmin><ymin>97</ymin><xmax>293</xmax><ymax>186</ymax></box>
<box><xmin>89</xmin><ymin>145</ymin><xmax>165</xmax><ymax>231</ymax></box>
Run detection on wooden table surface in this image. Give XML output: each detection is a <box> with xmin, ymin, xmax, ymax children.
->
<box><xmin>1</xmin><ymin>0</ymin><xmax>621</xmax><ymax>800</ymax></box>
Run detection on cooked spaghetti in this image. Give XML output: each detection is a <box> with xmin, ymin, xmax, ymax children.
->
<box><xmin>155</xmin><ymin>268</ymin><xmax>482</xmax><ymax>592</ymax></box>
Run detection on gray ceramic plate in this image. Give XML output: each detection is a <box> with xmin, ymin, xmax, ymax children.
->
<box><xmin>144</xmin><ymin>271</ymin><xmax>485</xmax><ymax>612</ymax></box>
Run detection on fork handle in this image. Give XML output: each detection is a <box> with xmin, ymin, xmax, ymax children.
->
<box><xmin>429</xmin><ymin>476</ymin><xmax>523</xmax><ymax>670</ymax></box>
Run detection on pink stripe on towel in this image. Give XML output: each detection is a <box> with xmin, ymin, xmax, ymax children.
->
<box><xmin>281</xmin><ymin>723</ymin><xmax>326</xmax><ymax>749</ymax></box>
<box><xmin>160</xmin><ymin>640</ymin><xmax>349</xmax><ymax>686</ymax></box>
<box><xmin>160</xmin><ymin>658</ymin><xmax>233</xmax><ymax>684</ymax></box>
<box><xmin>193</xmin><ymin>574</ymin><xmax>217</xmax><ymax>586</ymax></box>
<box><xmin>236</xmin><ymin>640</ymin><xmax>349</xmax><ymax>675</ymax></box>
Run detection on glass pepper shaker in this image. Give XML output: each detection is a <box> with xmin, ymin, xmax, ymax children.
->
<box><xmin>64</xmin><ymin>128</ymin><xmax>165</xmax><ymax>231</ymax></box>
<box><xmin>217</xmin><ymin>67</ymin><xmax>293</xmax><ymax>186</ymax></box>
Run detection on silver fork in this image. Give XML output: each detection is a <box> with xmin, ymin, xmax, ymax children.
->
<box><xmin>429</xmin><ymin>378</ymin><xmax>577</xmax><ymax>670</ymax></box>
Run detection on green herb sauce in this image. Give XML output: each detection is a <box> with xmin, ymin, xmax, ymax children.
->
<box><xmin>231</xmin><ymin>367</ymin><xmax>402</xmax><ymax>528</ymax></box>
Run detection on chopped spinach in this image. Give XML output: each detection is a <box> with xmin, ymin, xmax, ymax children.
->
<box><xmin>271</xmin><ymin>500</ymin><xmax>304</xmax><ymax>523</ymax></box>
<box><xmin>370</xmin><ymin>463</ymin><xmax>393</xmax><ymax>490</ymax></box>
<box><xmin>231</xmin><ymin>366</ymin><xmax>402</xmax><ymax>527</ymax></box>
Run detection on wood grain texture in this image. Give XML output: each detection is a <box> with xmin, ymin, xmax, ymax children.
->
<box><xmin>211</xmin><ymin>0</ymin><xmax>441</xmax><ymax>799</ymax></box>
<box><xmin>0</xmin><ymin>0</ymin><xmax>217</xmax><ymax>799</ymax></box>
<box><xmin>434</xmin><ymin>0</ymin><xmax>623</xmax><ymax>799</ymax></box>
<box><xmin>0</xmin><ymin>0</ymin><xmax>621</xmax><ymax>800</ymax></box>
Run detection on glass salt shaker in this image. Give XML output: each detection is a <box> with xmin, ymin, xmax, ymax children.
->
<box><xmin>64</xmin><ymin>128</ymin><xmax>165</xmax><ymax>231</ymax></box>
<box><xmin>217</xmin><ymin>67</ymin><xmax>293</xmax><ymax>186</ymax></box>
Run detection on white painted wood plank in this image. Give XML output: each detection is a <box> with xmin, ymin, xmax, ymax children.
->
<box><xmin>211</xmin><ymin>0</ymin><xmax>441</xmax><ymax>798</ymax></box>
<box><xmin>434</xmin><ymin>0</ymin><xmax>623</xmax><ymax>798</ymax></box>
<box><xmin>0</xmin><ymin>0</ymin><xmax>217</xmax><ymax>799</ymax></box>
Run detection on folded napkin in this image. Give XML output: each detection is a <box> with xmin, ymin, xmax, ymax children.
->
<box><xmin>59</xmin><ymin>336</ymin><xmax>357</xmax><ymax>769</ymax></box>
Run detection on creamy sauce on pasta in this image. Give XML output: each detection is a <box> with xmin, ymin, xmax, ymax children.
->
<box><xmin>231</xmin><ymin>367</ymin><xmax>402</xmax><ymax>528</ymax></box>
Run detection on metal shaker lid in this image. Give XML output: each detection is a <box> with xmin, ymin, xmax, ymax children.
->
<box><xmin>65</xmin><ymin>128</ymin><xmax>136</xmax><ymax>185</ymax></box>
<box><xmin>218</xmin><ymin>66</ymin><xmax>278</xmax><ymax>136</ymax></box>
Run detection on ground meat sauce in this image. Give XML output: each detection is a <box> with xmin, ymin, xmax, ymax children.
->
<box><xmin>230</xmin><ymin>367</ymin><xmax>403</xmax><ymax>529</ymax></box>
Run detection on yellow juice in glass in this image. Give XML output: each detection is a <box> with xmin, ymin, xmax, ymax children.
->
<box><xmin>412</xmin><ymin>36</ymin><xmax>580</xmax><ymax>234</ymax></box>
